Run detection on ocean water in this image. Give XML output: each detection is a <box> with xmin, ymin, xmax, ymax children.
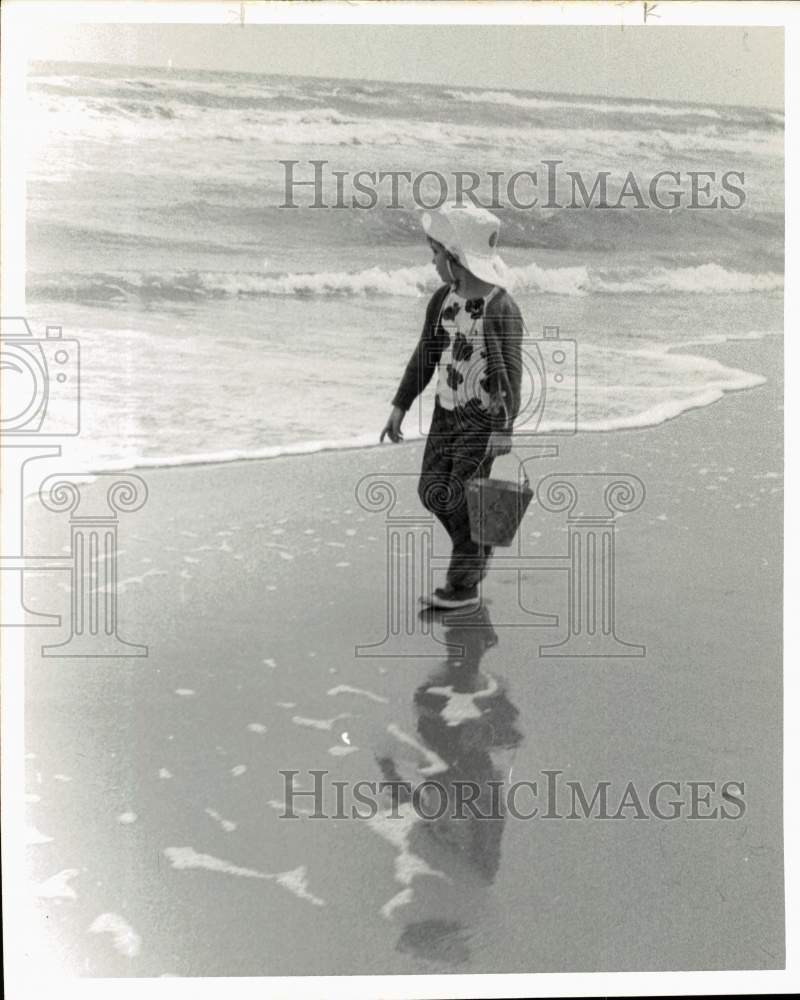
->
<box><xmin>23</xmin><ymin>61</ymin><xmax>783</xmax><ymax>472</ymax></box>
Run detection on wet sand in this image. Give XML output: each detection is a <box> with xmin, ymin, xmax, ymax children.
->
<box><xmin>22</xmin><ymin>337</ymin><xmax>783</xmax><ymax>976</ymax></box>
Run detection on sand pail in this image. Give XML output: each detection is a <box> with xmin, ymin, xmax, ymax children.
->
<box><xmin>466</xmin><ymin>457</ymin><xmax>533</xmax><ymax>548</ymax></box>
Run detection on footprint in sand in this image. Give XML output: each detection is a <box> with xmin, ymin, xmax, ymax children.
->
<box><xmin>327</xmin><ymin>684</ymin><xmax>388</xmax><ymax>705</ymax></box>
<box><xmin>205</xmin><ymin>807</ymin><xmax>237</xmax><ymax>832</ymax></box>
<box><xmin>26</xmin><ymin>825</ymin><xmax>53</xmax><ymax>845</ymax></box>
<box><xmin>163</xmin><ymin>847</ymin><xmax>324</xmax><ymax>906</ymax></box>
<box><xmin>291</xmin><ymin>713</ymin><xmax>351</xmax><ymax>732</ymax></box>
<box><xmin>35</xmin><ymin>868</ymin><xmax>80</xmax><ymax>900</ymax></box>
<box><xmin>89</xmin><ymin>912</ymin><xmax>141</xmax><ymax>957</ymax></box>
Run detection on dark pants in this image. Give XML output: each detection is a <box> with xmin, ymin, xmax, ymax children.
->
<box><xmin>418</xmin><ymin>402</ymin><xmax>495</xmax><ymax>591</ymax></box>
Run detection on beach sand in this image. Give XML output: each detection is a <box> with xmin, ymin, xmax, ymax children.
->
<box><xmin>22</xmin><ymin>337</ymin><xmax>783</xmax><ymax>976</ymax></box>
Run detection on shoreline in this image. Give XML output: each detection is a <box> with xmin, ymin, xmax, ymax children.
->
<box><xmin>80</xmin><ymin>334</ymin><xmax>780</xmax><ymax>477</ymax></box>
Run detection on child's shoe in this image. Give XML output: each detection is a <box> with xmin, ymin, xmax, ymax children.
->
<box><xmin>427</xmin><ymin>585</ymin><xmax>480</xmax><ymax>609</ymax></box>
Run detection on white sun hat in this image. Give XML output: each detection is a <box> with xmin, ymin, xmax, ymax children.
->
<box><xmin>421</xmin><ymin>202</ymin><xmax>510</xmax><ymax>287</ymax></box>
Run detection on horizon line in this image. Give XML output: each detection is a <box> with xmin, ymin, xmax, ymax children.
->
<box><xmin>28</xmin><ymin>57</ymin><xmax>785</xmax><ymax>113</ymax></box>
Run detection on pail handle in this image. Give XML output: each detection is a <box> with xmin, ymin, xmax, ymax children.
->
<box><xmin>490</xmin><ymin>449</ymin><xmax>530</xmax><ymax>489</ymax></box>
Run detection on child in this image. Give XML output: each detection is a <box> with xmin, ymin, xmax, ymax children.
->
<box><xmin>380</xmin><ymin>203</ymin><xmax>523</xmax><ymax>609</ymax></box>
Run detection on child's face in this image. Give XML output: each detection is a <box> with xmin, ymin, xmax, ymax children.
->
<box><xmin>428</xmin><ymin>238</ymin><xmax>454</xmax><ymax>284</ymax></box>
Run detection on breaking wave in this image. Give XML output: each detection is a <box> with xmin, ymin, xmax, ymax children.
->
<box><xmin>29</xmin><ymin>261</ymin><xmax>784</xmax><ymax>304</ymax></box>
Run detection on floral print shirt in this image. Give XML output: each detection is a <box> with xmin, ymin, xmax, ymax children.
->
<box><xmin>435</xmin><ymin>286</ymin><xmax>499</xmax><ymax>413</ymax></box>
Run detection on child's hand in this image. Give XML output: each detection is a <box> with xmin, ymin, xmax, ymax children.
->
<box><xmin>380</xmin><ymin>406</ymin><xmax>405</xmax><ymax>443</ymax></box>
<box><xmin>487</xmin><ymin>431</ymin><xmax>512</xmax><ymax>457</ymax></box>
<box><xmin>488</xmin><ymin>391</ymin><xmax>509</xmax><ymax>423</ymax></box>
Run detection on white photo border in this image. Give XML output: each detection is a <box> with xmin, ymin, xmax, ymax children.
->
<box><xmin>1</xmin><ymin>2</ymin><xmax>794</xmax><ymax>998</ymax></box>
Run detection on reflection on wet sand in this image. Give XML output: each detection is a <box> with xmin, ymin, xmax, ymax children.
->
<box><xmin>378</xmin><ymin>605</ymin><xmax>522</xmax><ymax>967</ymax></box>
